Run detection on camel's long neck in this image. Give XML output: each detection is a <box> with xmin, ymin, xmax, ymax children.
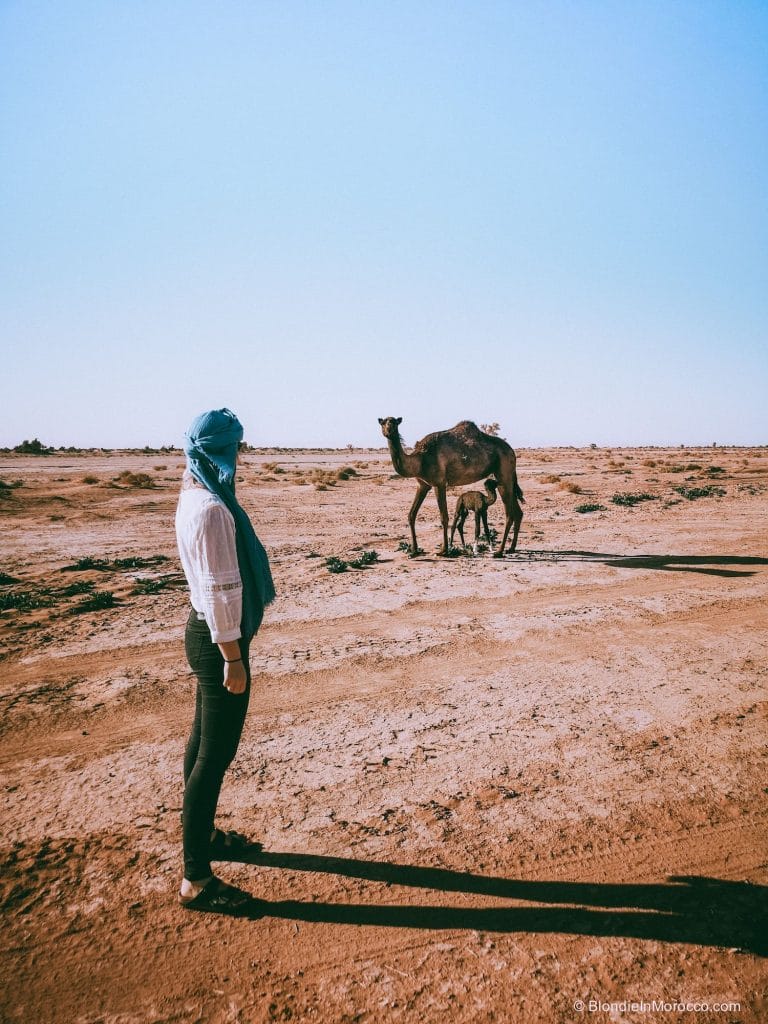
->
<box><xmin>387</xmin><ymin>434</ymin><xmax>419</xmax><ymax>478</ymax></box>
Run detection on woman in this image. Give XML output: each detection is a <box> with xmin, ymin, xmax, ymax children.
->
<box><xmin>175</xmin><ymin>408</ymin><xmax>275</xmax><ymax>913</ymax></box>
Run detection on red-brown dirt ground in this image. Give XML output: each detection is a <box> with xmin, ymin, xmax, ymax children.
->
<box><xmin>1</xmin><ymin>445</ymin><xmax>766</xmax><ymax>1023</ymax></box>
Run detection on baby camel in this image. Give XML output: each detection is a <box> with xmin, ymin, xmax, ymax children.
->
<box><xmin>450</xmin><ymin>478</ymin><xmax>499</xmax><ymax>553</ymax></box>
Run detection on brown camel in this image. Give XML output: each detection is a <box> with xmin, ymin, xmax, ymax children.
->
<box><xmin>378</xmin><ymin>417</ymin><xmax>524</xmax><ymax>557</ymax></box>
<box><xmin>450</xmin><ymin>478</ymin><xmax>499</xmax><ymax>552</ymax></box>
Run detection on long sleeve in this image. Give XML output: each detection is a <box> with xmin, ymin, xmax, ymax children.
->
<box><xmin>177</xmin><ymin>495</ymin><xmax>243</xmax><ymax>642</ymax></box>
<box><xmin>195</xmin><ymin>503</ymin><xmax>243</xmax><ymax>641</ymax></box>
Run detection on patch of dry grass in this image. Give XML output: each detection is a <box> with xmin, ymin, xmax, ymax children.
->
<box><xmin>114</xmin><ymin>471</ymin><xmax>156</xmax><ymax>489</ymax></box>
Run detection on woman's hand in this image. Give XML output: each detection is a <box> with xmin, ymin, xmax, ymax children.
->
<box><xmin>218</xmin><ymin>640</ymin><xmax>247</xmax><ymax>694</ymax></box>
<box><xmin>224</xmin><ymin>658</ymin><xmax>247</xmax><ymax>694</ymax></box>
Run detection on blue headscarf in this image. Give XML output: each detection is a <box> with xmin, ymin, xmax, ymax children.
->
<box><xmin>183</xmin><ymin>408</ymin><xmax>275</xmax><ymax>642</ymax></box>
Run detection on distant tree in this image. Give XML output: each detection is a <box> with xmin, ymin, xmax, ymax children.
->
<box><xmin>13</xmin><ymin>438</ymin><xmax>52</xmax><ymax>455</ymax></box>
<box><xmin>480</xmin><ymin>422</ymin><xmax>500</xmax><ymax>436</ymax></box>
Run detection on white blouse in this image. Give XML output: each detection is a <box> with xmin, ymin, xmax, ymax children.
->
<box><xmin>175</xmin><ymin>481</ymin><xmax>242</xmax><ymax>643</ymax></box>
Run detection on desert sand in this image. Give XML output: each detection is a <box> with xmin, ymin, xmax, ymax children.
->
<box><xmin>1</xmin><ymin>444</ymin><xmax>766</xmax><ymax>1023</ymax></box>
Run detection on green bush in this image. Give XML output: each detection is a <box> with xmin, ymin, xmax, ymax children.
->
<box><xmin>324</xmin><ymin>550</ymin><xmax>380</xmax><ymax>573</ymax></box>
<box><xmin>396</xmin><ymin>541</ymin><xmax>424</xmax><ymax>556</ymax></box>
<box><xmin>575</xmin><ymin>502</ymin><xmax>607</xmax><ymax>513</ymax></box>
<box><xmin>62</xmin><ymin>554</ymin><xmax>168</xmax><ymax>572</ymax></box>
<box><xmin>62</xmin><ymin>556</ymin><xmax>110</xmax><ymax>572</ymax></box>
<box><xmin>12</xmin><ymin>438</ymin><xmax>51</xmax><ymax>455</ymax></box>
<box><xmin>112</xmin><ymin>555</ymin><xmax>168</xmax><ymax>569</ymax></box>
<box><xmin>610</xmin><ymin>492</ymin><xmax>658</xmax><ymax>507</ymax></box>
<box><xmin>348</xmin><ymin>550</ymin><xmax>379</xmax><ymax>569</ymax></box>
<box><xmin>58</xmin><ymin>581</ymin><xmax>95</xmax><ymax>597</ymax></box>
<box><xmin>672</xmin><ymin>485</ymin><xmax>726</xmax><ymax>500</ymax></box>
<box><xmin>69</xmin><ymin>591</ymin><xmax>116</xmax><ymax>614</ymax></box>
<box><xmin>131</xmin><ymin>575</ymin><xmax>184</xmax><ymax>594</ymax></box>
<box><xmin>0</xmin><ymin>590</ymin><xmax>55</xmax><ymax>612</ymax></box>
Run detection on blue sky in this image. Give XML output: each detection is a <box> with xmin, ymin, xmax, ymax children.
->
<box><xmin>2</xmin><ymin>1</ymin><xmax>766</xmax><ymax>448</ymax></box>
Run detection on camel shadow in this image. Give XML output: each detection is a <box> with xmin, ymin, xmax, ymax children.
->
<box><xmin>511</xmin><ymin>550</ymin><xmax>768</xmax><ymax>578</ymax></box>
<box><xmin>227</xmin><ymin>849</ymin><xmax>766</xmax><ymax>955</ymax></box>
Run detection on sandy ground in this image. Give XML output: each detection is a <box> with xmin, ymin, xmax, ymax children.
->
<box><xmin>1</xmin><ymin>444</ymin><xmax>766</xmax><ymax>1024</ymax></box>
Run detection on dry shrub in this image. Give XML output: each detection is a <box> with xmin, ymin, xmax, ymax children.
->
<box><xmin>558</xmin><ymin>481</ymin><xmax>583</xmax><ymax>494</ymax></box>
<box><xmin>153</xmin><ymin>464</ymin><xmax>167</xmax><ymax>471</ymax></box>
<box><xmin>309</xmin><ymin>469</ymin><xmax>337</xmax><ymax>487</ymax></box>
<box><xmin>642</xmin><ymin>459</ymin><xmax>657</xmax><ymax>467</ymax></box>
<box><xmin>82</xmin><ymin>475</ymin><xmax>99</xmax><ymax>484</ymax></box>
<box><xmin>661</xmin><ymin>462</ymin><xmax>702</xmax><ymax>474</ymax></box>
<box><xmin>116</xmin><ymin>471</ymin><xmax>155</xmax><ymax>489</ymax></box>
<box><xmin>539</xmin><ymin>474</ymin><xmax>561</xmax><ymax>484</ymax></box>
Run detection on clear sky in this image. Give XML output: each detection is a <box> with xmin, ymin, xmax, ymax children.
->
<box><xmin>2</xmin><ymin>1</ymin><xmax>766</xmax><ymax>448</ymax></box>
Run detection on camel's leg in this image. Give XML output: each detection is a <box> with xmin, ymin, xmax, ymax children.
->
<box><xmin>456</xmin><ymin>508</ymin><xmax>469</xmax><ymax>547</ymax></box>
<box><xmin>408</xmin><ymin>481</ymin><xmax>431</xmax><ymax>554</ymax></box>
<box><xmin>473</xmin><ymin>511</ymin><xmax>481</xmax><ymax>555</ymax></box>
<box><xmin>435</xmin><ymin>485</ymin><xmax>450</xmax><ymax>555</ymax></box>
<box><xmin>494</xmin><ymin>480</ymin><xmax>523</xmax><ymax>557</ymax></box>
<box><xmin>481</xmin><ymin>508</ymin><xmax>492</xmax><ymax>546</ymax></box>
<box><xmin>450</xmin><ymin>502</ymin><xmax>463</xmax><ymax>548</ymax></box>
<box><xmin>510</xmin><ymin>498</ymin><xmax>523</xmax><ymax>552</ymax></box>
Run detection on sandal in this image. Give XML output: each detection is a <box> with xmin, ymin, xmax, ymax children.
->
<box><xmin>179</xmin><ymin>876</ymin><xmax>253</xmax><ymax>914</ymax></box>
<box><xmin>209</xmin><ymin>827</ymin><xmax>263</xmax><ymax>859</ymax></box>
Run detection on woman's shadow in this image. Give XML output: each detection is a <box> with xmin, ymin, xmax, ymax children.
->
<box><xmin>223</xmin><ymin>847</ymin><xmax>766</xmax><ymax>955</ymax></box>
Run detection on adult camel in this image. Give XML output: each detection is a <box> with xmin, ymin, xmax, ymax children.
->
<box><xmin>378</xmin><ymin>417</ymin><xmax>524</xmax><ymax>557</ymax></box>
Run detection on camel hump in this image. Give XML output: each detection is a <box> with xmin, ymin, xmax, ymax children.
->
<box><xmin>454</xmin><ymin>420</ymin><xmax>483</xmax><ymax>435</ymax></box>
<box><xmin>414</xmin><ymin>420</ymin><xmax>483</xmax><ymax>448</ymax></box>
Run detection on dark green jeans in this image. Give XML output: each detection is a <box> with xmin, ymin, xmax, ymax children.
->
<box><xmin>182</xmin><ymin>607</ymin><xmax>256</xmax><ymax>881</ymax></box>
